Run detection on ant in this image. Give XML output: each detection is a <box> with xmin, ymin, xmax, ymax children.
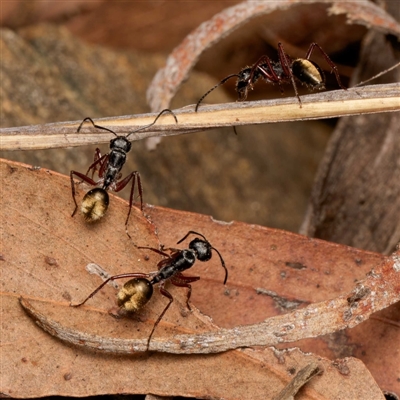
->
<box><xmin>195</xmin><ymin>42</ymin><xmax>346</xmax><ymax>111</ymax></box>
<box><xmin>70</xmin><ymin>109</ymin><xmax>177</xmax><ymax>231</ymax></box>
<box><xmin>71</xmin><ymin>231</ymin><xmax>228</xmax><ymax>349</ymax></box>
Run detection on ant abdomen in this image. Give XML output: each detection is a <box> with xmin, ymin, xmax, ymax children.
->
<box><xmin>291</xmin><ymin>59</ymin><xmax>324</xmax><ymax>89</ymax></box>
<box><xmin>117</xmin><ymin>278</ymin><xmax>153</xmax><ymax>313</ymax></box>
<box><xmin>81</xmin><ymin>188</ymin><xmax>109</xmax><ymax>222</ymax></box>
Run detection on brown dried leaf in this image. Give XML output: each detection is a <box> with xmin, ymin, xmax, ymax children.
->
<box><xmin>0</xmin><ymin>158</ymin><xmax>388</xmax><ymax>399</ymax></box>
<box><xmin>147</xmin><ymin>0</ymin><xmax>400</xmax><ymax>110</ymax></box>
<box><xmin>146</xmin><ymin>203</ymin><xmax>400</xmax><ymax>395</ymax></box>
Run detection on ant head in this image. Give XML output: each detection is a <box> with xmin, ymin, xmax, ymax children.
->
<box><xmin>177</xmin><ymin>231</ymin><xmax>228</xmax><ymax>284</ymax></box>
<box><xmin>81</xmin><ymin>188</ymin><xmax>109</xmax><ymax>222</ymax></box>
<box><xmin>236</xmin><ymin>67</ymin><xmax>255</xmax><ymax>101</ymax></box>
<box><xmin>110</xmin><ymin>136</ymin><xmax>132</xmax><ymax>153</ymax></box>
<box><xmin>117</xmin><ymin>278</ymin><xmax>153</xmax><ymax>313</ymax></box>
<box><xmin>189</xmin><ymin>238</ymin><xmax>212</xmax><ymax>262</ymax></box>
<box><xmin>292</xmin><ymin>59</ymin><xmax>325</xmax><ymax>90</ymax></box>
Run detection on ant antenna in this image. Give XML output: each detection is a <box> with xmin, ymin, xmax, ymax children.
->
<box><xmin>126</xmin><ymin>108</ymin><xmax>177</xmax><ymax>139</ymax></box>
<box><xmin>195</xmin><ymin>74</ymin><xmax>240</xmax><ymax>112</ymax></box>
<box><xmin>354</xmin><ymin>60</ymin><xmax>400</xmax><ymax>87</ymax></box>
<box><xmin>77</xmin><ymin>109</ymin><xmax>177</xmax><ymax>139</ymax></box>
<box><xmin>77</xmin><ymin>117</ymin><xmax>118</xmax><ymax>137</ymax></box>
<box><xmin>176</xmin><ymin>230</ymin><xmax>207</xmax><ymax>244</ymax></box>
<box><xmin>210</xmin><ymin>246</ymin><xmax>228</xmax><ymax>284</ymax></box>
<box><xmin>177</xmin><ymin>230</ymin><xmax>228</xmax><ymax>284</ymax></box>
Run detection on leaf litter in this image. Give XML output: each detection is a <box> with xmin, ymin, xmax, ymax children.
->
<box><xmin>1</xmin><ymin>158</ymin><xmax>395</xmax><ymax>399</ymax></box>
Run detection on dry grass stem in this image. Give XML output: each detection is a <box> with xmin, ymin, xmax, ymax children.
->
<box><xmin>272</xmin><ymin>362</ymin><xmax>323</xmax><ymax>400</ymax></box>
<box><xmin>1</xmin><ymin>83</ymin><xmax>399</xmax><ymax>151</ymax></box>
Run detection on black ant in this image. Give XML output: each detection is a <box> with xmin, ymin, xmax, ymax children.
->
<box><xmin>71</xmin><ymin>231</ymin><xmax>227</xmax><ymax>349</ymax></box>
<box><xmin>195</xmin><ymin>42</ymin><xmax>346</xmax><ymax>111</ymax></box>
<box><xmin>70</xmin><ymin>109</ymin><xmax>177</xmax><ymax>230</ymax></box>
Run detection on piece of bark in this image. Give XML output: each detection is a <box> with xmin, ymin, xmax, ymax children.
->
<box><xmin>300</xmin><ymin>2</ymin><xmax>400</xmax><ymax>254</ymax></box>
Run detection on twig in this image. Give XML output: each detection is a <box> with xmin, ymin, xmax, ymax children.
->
<box><xmin>145</xmin><ymin>395</ymin><xmax>173</xmax><ymax>400</ymax></box>
<box><xmin>354</xmin><ymin>61</ymin><xmax>400</xmax><ymax>87</ymax></box>
<box><xmin>19</xmin><ymin>249</ymin><xmax>400</xmax><ymax>354</ymax></box>
<box><xmin>1</xmin><ymin>83</ymin><xmax>400</xmax><ymax>151</ymax></box>
<box><xmin>272</xmin><ymin>362</ymin><xmax>323</xmax><ymax>400</ymax></box>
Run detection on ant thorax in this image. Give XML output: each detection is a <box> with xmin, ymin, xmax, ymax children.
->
<box><xmin>153</xmin><ymin>250</ymin><xmax>197</xmax><ymax>284</ymax></box>
<box><xmin>102</xmin><ymin>137</ymin><xmax>131</xmax><ymax>190</ymax></box>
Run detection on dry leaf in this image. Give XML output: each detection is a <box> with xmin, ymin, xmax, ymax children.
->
<box><xmin>1</xmin><ymin>158</ymin><xmax>389</xmax><ymax>399</ymax></box>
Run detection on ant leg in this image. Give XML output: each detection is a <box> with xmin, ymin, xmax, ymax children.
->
<box><xmin>147</xmin><ymin>284</ymin><xmax>174</xmax><ymax>349</ymax></box>
<box><xmin>138</xmin><ymin>247</ymin><xmax>187</xmax><ymax>272</ymax></box>
<box><xmin>137</xmin><ymin>246</ymin><xmax>172</xmax><ymax>258</ymax></box>
<box><xmin>87</xmin><ymin>148</ymin><xmax>102</xmax><ymax>179</ymax></box>
<box><xmin>277</xmin><ymin>42</ymin><xmax>301</xmax><ymax>106</ymax></box>
<box><xmin>305</xmin><ymin>43</ymin><xmax>346</xmax><ymax>89</ymax></box>
<box><xmin>97</xmin><ymin>153</ymin><xmax>110</xmax><ymax>179</ymax></box>
<box><xmin>115</xmin><ymin>171</ymin><xmax>142</xmax><ymax>233</ymax></box>
<box><xmin>171</xmin><ymin>273</ymin><xmax>200</xmax><ymax>310</ymax></box>
<box><xmin>70</xmin><ymin>171</ymin><xmax>97</xmax><ymax>217</ymax></box>
<box><xmin>250</xmin><ymin>55</ymin><xmax>279</xmax><ymax>84</ymax></box>
<box><xmin>85</xmin><ymin>151</ymin><xmax>108</xmax><ymax>179</ymax></box>
<box><xmin>71</xmin><ymin>272</ymin><xmax>150</xmax><ymax>307</ymax></box>
<box><xmin>161</xmin><ymin>247</ymin><xmax>182</xmax><ymax>254</ymax></box>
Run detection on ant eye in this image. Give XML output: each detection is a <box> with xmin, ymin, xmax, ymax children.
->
<box><xmin>117</xmin><ymin>278</ymin><xmax>153</xmax><ymax>312</ymax></box>
<box><xmin>109</xmin><ymin>137</ymin><xmax>117</xmax><ymax>149</ymax></box>
<box><xmin>81</xmin><ymin>188</ymin><xmax>109</xmax><ymax>222</ymax></box>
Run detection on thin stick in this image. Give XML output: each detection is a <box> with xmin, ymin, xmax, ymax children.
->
<box><xmin>272</xmin><ymin>362</ymin><xmax>323</xmax><ymax>400</ymax></box>
<box><xmin>19</xmin><ymin>250</ymin><xmax>400</xmax><ymax>354</ymax></box>
<box><xmin>1</xmin><ymin>83</ymin><xmax>399</xmax><ymax>151</ymax></box>
<box><xmin>354</xmin><ymin>61</ymin><xmax>400</xmax><ymax>87</ymax></box>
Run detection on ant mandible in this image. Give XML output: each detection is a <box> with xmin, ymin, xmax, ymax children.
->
<box><xmin>71</xmin><ymin>231</ymin><xmax>228</xmax><ymax>349</ymax></box>
<box><xmin>195</xmin><ymin>42</ymin><xmax>346</xmax><ymax>111</ymax></box>
<box><xmin>70</xmin><ymin>109</ymin><xmax>178</xmax><ymax>231</ymax></box>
